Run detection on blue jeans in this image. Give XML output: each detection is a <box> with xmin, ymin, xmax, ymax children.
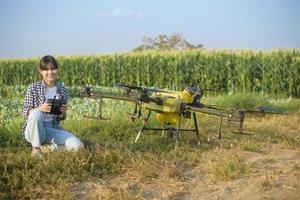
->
<box><xmin>24</xmin><ymin>110</ymin><xmax>83</xmax><ymax>151</ymax></box>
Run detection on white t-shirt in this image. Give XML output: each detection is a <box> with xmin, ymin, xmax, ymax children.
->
<box><xmin>44</xmin><ymin>86</ymin><xmax>58</xmax><ymax>121</ymax></box>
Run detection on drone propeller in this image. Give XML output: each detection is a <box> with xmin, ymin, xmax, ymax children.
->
<box><xmin>255</xmin><ymin>105</ymin><xmax>287</xmax><ymax>114</ymax></box>
<box><xmin>115</xmin><ymin>83</ymin><xmax>176</xmax><ymax>94</ymax></box>
<box><xmin>237</xmin><ymin>106</ymin><xmax>287</xmax><ymax>117</ymax></box>
<box><xmin>242</xmin><ymin>109</ymin><xmax>266</xmax><ymax>117</ymax></box>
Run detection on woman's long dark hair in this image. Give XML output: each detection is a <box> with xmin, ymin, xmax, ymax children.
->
<box><xmin>39</xmin><ymin>55</ymin><xmax>58</xmax><ymax>70</ymax></box>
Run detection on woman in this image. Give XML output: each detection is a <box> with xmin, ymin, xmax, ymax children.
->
<box><xmin>22</xmin><ymin>55</ymin><xmax>83</xmax><ymax>157</ymax></box>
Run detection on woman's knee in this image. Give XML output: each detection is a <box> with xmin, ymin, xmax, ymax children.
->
<box><xmin>28</xmin><ymin>110</ymin><xmax>44</xmax><ymax>122</ymax></box>
<box><xmin>65</xmin><ymin>136</ymin><xmax>84</xmax><ymax>151</ymax></box>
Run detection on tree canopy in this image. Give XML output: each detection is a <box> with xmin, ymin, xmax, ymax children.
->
<box><xmin>133</xmin><ymin>33</ymin><xmax>203</xmax><ymax>52</ymax></box>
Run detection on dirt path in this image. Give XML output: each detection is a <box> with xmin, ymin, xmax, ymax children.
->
<box><xmin>182</xmin><ymin>146</ymin><xmax>300</xmax><ymax>200</ymax></box>
<box><xmin>72</xmin><ymin>145</ymin><xmax>300</xmax><ymax>200</ymax></box>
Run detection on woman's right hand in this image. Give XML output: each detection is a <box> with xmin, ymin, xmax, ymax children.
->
<box><xmin>38</xmin><ymin>102</ymin><xmax>52</xmax><ymax>113</ymax></box>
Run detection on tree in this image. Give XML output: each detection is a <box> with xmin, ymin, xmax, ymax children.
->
<box><xmin>133</xmin><ymin>33</ymin><xmax>203</xmax><ymax>52</ymax></box>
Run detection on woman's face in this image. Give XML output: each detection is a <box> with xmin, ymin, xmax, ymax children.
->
<box><xmin>39</xmin><ymin>64</ymin><xmax>58</xmax><ymax>85</ymax></box>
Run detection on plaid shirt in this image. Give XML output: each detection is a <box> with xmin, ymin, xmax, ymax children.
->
<box><xmin>22</xmin><ymin>80</ymin><xmax>68</xmax><ymax>135</ymax></box>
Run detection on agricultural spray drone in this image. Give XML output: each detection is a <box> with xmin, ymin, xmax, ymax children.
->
<box><xmin>79</xmin><ymin>83</ymin><xmax>285</xmax><ymax>146</ymax></box>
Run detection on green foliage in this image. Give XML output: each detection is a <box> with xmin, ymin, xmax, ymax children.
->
<box><xmin>202</xmin><ymin>92</ymin><xmax>300</xmax><ymax>112</ymax></box>
<box><xmin>0</xmin><ymin>49</ymin><xmax>299</xmax><ymax>96</ymax></box>
<box><xmin>203</xmin><ymin>92</ymin><xmax>271</xmax><ymax>109</ymax></box>
<box><xmin>0</xmin><ymin>122</ymin><xmax>25</xmax><ymax>151</ymax></box>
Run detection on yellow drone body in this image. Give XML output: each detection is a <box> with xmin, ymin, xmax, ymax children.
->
<box><xmin>143</xmin><ymin>89</ymin><xmax>194</xmax><ymax>125</ymax></box>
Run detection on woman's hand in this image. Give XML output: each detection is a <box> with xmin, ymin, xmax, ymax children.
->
<box><xmin>59</xmin><ymin>105</ymin><xmax>67</xmax><ymax>119</ymax></box>
<box><xmin>38</xmin><ymin>102</ymin><xmax>52</xmax><ymax>113</ymax></box>
<box><xmin>60</xmin><ymin>104</ymin><xmax>68</xmax><ymax>114</ymax></box>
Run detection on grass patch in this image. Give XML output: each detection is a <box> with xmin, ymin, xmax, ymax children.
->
<box><xmin>128</xmin><ymin>151</ymin><xmax>194</xmax><ymax>180</ymax></box>
<box><xmin>130</xmin><ymin>153</ymin><xmax>160</xmax><ymax>179</ymax></box>
<box><xmin>239</xmin><ymin>140</ymin><xmax>261</xmax><ymax>152</ymax></box>
<box><xmin>205</xmin><ymin>150</ymin><xmax>253</xmax><ymax>182</ymax></box>
<box><xmin>253</xmin><ymin>127</ymin><xmax>281</xmax><ymax>143</ymax></box>
<box><xmin>0</xmin><ymin>147</ymin><xmax>128</xmax><ymax>199</ymax></box>
<box><xmin>280</xmin><ymin>135</ymin><xmax>300</xmax><ymax>146</ymax></box>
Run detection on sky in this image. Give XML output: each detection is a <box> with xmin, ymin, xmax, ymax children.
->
<box><xmin>0</xmin><ymin>0</ymin><xmax>299</xmax><ymax>58</ymax></box>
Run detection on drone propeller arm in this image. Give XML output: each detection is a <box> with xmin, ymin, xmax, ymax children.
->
<box><xmin>184</xmin><ymin>104</ymin><xmax>250</xmax><ymax>124</ymax></box>
<box><xmin>184</xmin><ymin>105</ymin><xmax>229</xmax><ymax>118</ymax></box>
<box><xmin>92</xmin><ymin>93</ymin><xmax>138</xmax><ymax>102</ymax></box>
<box><xmin>79</xmin><ymin>87</ymin><xmax>145</xmax><ymax>121</ymax></box>
<box><xmin>79</xmin><ymin>89</ymin><xmax>138</xmax><ymax>102</ymax></box>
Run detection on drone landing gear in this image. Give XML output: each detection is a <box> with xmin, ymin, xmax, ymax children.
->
<box><xmin>228</xmin><ymin>112</ymin><xmax>253</xmax><ymax>135</ymax></box>
<box><xmin>134</xmin><ymin>110</ymin><xmax>152</xmax><ymax>143</ymax></box>
<box><xmin>134</xmin><ymin>111</ymin><xmax>201</xmax><ymax>147</ymax></box>
<box><xmin>83</xmin><ymin>97</ymin><xmax>110</xmax><ymax>120</ymax></box>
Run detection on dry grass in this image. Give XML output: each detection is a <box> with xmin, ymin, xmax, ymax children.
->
<box><xmin>202</xmin><ymin>149</ymin><xmax>253</xmax><ymax>182</ymax></box>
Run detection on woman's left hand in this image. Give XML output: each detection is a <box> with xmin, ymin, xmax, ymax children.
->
<box><xmin>60</xmin><ymin>105</ymin><xmax>68</xmax><ymax>113</ymax></box>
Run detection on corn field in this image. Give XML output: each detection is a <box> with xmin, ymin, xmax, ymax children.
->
<box><xmin>0</xmin><ymin>49</ymin><xmax>299</xmax><ymax>96</ymax></box>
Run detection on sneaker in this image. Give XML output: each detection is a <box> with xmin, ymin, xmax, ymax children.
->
<box><xmin>41</xmin><ymin>143</ymin><xmax>56</xmax><ymax>153</ymax></box>
<box><xmin>31</xmin><ymin>148</ymin><xmax>43</xmax><ymax>158</ymax></box>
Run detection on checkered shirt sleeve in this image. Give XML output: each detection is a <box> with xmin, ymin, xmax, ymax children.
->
<box><xmin>22</xmin><ymin>83</ymin><xmax>38</xmax><ymax>118</ymax></box>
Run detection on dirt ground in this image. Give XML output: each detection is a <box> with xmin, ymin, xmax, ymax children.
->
<box><xmin>71</xmin><ymin>143</ymin><xmax>300</xmax><ymax>200</ymax></box>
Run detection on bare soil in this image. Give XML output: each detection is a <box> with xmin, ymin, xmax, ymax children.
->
<box><xmin>71</xmin><ymin>144</ymin><xmax>300</xmax><ymax>200</ymax></box>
